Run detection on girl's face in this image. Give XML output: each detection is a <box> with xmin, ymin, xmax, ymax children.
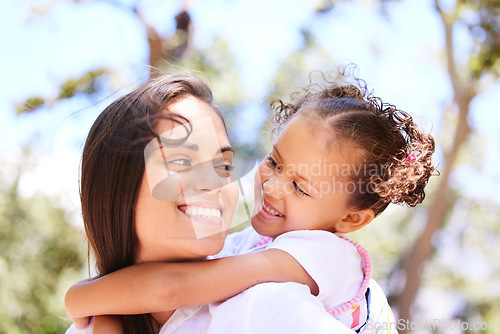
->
<box><xmin>252</xmin><ymin>115</ymin><xmax>359</xmax><ymax>238</ymax></box>
<box><xmin>134</xmin><ymin>96</ymin><xmax>239</xmax><ymax>263</ymax></box>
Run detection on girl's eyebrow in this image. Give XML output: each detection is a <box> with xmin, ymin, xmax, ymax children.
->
<box><xmin>272</xmin><ymin>145</ymin><xmax>282</xmax><ymax>159</ymax></box>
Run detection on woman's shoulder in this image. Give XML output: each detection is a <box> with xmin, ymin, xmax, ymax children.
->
<box><xmin>358</xmin><ymin>279</ymin><xmax>398</xmax><ymax>334</ymax></box>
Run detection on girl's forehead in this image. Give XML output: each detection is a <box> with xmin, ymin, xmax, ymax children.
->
<box><xmin>278</xmin><ymin>115</ymin><xmax>361</xmax><ymax>169</ymax></box>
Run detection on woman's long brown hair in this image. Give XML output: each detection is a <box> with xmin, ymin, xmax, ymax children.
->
<box><xmin>80</xmin><ymin>73</ymin><xmax>225</xmax><ymax>333</ymax></box>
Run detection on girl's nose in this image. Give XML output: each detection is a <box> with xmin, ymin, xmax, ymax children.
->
<box><xmin>262</xmin><ymin>176</ymin><xmax>283</xmax><ymax>200</ymax></box>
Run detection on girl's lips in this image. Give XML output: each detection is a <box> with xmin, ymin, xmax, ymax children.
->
<box><xmin>258</xmin><ymin>207</ymin><xmax>282</xmax><ymax>221</ymax></box>
<box><xmin>257</xmin><ymin>199</ymin><xmax>285</xmax><ymax>220</ymax></box>
<box><xmin>264</xmin><ymin>199</ymin><xmax>284</xmax><ymax>216</ymax></box>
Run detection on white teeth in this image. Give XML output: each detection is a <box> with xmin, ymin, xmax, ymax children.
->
<box><xmin>212</xmin><ymin>208</ymin><xmax>221</xmax><ymax>218</ymax></box>
<box><xmin>263</xmin><ymin>203</ymin><xmax>283</xmax><ymax>217</ymax></box>
<box><xmin>185</xmin><ymin>206</ymin><xmax>222</xmax><ymax>219</ymax></box>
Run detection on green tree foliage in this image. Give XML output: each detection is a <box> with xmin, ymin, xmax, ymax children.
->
<box><xmin>16</xmin><ymin>68</ymin><xmax>109</xmax><ymax>115</ymax></box>
<box><xmin>460</xmin><ymin>0</ymin><xmax>500</xmax><ymax>78</ymax></box>
<box><xmin>0</xmin><ymin>156</ymin><xmax>86</xmax><ymax>333</ymax></box>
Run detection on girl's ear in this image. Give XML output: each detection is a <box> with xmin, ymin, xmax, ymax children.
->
<box><xmin>335</xmin><ymin>209</ymin><xmax>374</xmax><ymax>233</ymax></box>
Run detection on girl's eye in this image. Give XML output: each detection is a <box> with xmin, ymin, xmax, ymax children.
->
<box><xmin>267</xmin><ymin>156</ymin><xmax>281</xmax><ymax>171</ymax></box>
<box><xmin>293</xmin><ymin>181</ymin><xmax>309</xmax><ymax>197</ymax></box>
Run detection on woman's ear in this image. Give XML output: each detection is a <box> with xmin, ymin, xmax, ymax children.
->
<box><xmin>335</xmin><ymin>209</ymin><xmax>374</xmax><ymax>233</ymax></box>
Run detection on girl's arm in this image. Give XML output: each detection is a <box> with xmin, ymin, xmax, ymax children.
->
<box><xmin>65</xmin><ymin>249</ymin><xmax>317</xmax><ymax>321</ymax></box>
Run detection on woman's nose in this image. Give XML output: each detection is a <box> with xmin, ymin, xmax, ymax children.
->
<box><xmin>192</xmin><ymin>160</ymin><xmax>224</xmax><ymax>192</ymax></box>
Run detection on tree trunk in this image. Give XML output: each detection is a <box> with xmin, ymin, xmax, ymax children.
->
<box><xmin>395</xmin><ymin>1</ymin><xmax>475</xmax><ymax>329</ymax></box>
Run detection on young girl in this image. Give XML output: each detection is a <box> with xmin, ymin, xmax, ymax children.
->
<box><xmin>66</xmin><ymin>72</ymin><xmax>435</xmax><ymax>333</ymax></box>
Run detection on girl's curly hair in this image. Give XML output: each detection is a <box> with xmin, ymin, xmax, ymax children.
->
<box><xmin>271</xmin><ymin>69</ymin><xmax>437</xmax><ymax>216</ymax></box>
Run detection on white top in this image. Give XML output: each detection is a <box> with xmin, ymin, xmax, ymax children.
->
<box><xmin>255</xmin><ymin>229</ymin><xmax>363</xmax><ymax>309</ymax></box>
<box><xmin>158</xmin><ymin>227</ymin><xmax>361</xmax><ymax>333</ymax></box>
<box><xmin>159</xmin><ymin>282</ymin><xmax>354</xmax><ymax>334</ymax></box>
<box><xmin>66</xmin><ymin>227</ymin><xmax>361</xmax><ymax>333</ymax></box>
<box><xmin>65</xmin><ymin>282</ymin><xmax>354</xmax><ymax>334</ymax></box>
<box><xmin>215</xmin><ymin>227</ymin><xmax>368</xmax><ymax>330</ymax></box>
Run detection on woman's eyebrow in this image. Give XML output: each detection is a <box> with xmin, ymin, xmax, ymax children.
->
<box><xmin>182</xmin><ymin>142</ymin><xmax>199</xmax><ymax>151</ymax></box>
<box><xmin>155</xmin><ymin>137</ymin><xmax>199</xmax><ymax>161</ymax></box>
<box><xmin>157</xmin><ymin>136</ymin><xmax>200</xmax><ymax>151</ymax></box>
<box><xmin>217</xmin><ymin>146</ymin><xmax>234</xmax><ymax>154</ymax></box>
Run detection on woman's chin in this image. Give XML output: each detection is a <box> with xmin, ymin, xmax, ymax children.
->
<box><xmin>198</xmin><ymin>230</ymin><xmax>228</xmax><ymax>255</ymax></box>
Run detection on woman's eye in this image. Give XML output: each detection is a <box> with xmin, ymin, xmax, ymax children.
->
<box><xmin>166</xmin><ymin>158</ymin><xmax>192</xmax><ymax>172</ymax></box>
<box><xmin>293</xmin><ymin>181</ymin><xmax>309</xmax><ymax>197</ymax></box>
<box><xmin>214</xmin><ymin>162</ymin><xmax>235</xmax><ymax>178</ymax></box>
<box><xmin>170</xmin><ymin>159</ymin><xmax>191</xmax><ymax>166</ymax></box>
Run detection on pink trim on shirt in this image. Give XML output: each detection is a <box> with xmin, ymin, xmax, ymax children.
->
<box><xmin>324</xmin><ymin>235</ymin><xmax>372</xmax><ymax>318</ymax></box>
<box><xmin>250</xmin><ymin>233</ymin><xmax>373</xmax><ymax>329</ymax></box>
<box><xmin>250</xmin><ymin>236</ymin><xmax>272</xmax><ymax>249</ymax></box>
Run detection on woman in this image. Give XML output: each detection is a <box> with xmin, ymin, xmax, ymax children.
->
<box><xmin>67</xmin><ymin>73</ymin><xmax>357</xmax><ymax>333</ymax></box>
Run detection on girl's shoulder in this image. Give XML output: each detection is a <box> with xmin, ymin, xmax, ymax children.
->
<box><xmin>212</xmin><ymin>226</ymin><xmax>266</xmax><ymax>258</ymax></box>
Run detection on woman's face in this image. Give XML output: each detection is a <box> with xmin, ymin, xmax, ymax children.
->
<box><xmin>134</xmin><ymin>96</ymin><xmax>239</xmax><ymax>263</ymax></box>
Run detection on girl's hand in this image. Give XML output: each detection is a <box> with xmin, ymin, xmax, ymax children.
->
<box><xmin>65</xmin><ymin>276</ymin><xmax>98</xmax><ymax>329</ymax></box>
<box><xmin>72</xmin><ymin>316</ymin><xmax>91</xmax><ymax>330</ymax></box>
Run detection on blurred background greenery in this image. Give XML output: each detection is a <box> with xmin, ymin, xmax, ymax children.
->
<box><xmin>1</xmin><ymin>0</ymin><xmax>499</xmax><ymax>333</ymax></box>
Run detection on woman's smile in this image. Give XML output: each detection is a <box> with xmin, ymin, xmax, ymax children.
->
<box><xmin>177</xmin><ymin>201</ymin><xmax>224</xmax><ymax>226</ymax></box>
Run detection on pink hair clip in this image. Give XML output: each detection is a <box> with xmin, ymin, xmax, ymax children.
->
<box><xmin>407</xmin><ymin>153</ymin><xmax>416</xmax><ymax>162</ymax></box>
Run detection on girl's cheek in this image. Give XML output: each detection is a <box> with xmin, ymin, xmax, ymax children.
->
<box><xmin>226</xmin><ymin>182</ymin><xmax>239</xmax><ymax>204</ymax></box>
<box><xmin>258</xmin><ymin>162</ymin><xmax>273</xmax><ymax>181</ymax></box>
